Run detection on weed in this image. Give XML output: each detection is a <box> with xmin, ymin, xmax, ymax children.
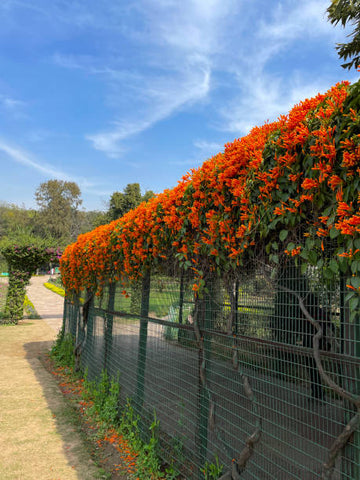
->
<box><xmin>130</xmin><ymin>411</ymin><xmax>163</xmax><ymax>480</ymax></box>
<box><xmin>50</xmin><ymin>331</ymin><xmax>75</xmax><ymax>369</ymax></box>
<box><xmin>203</xmin><ymin>455</ymin><xmax>223</xmax><ymax>479</ymax></box>
<box><xmin>83</xmin><ymin>370</ymin><xmax>120</xmax><ymax>427</ymax></box>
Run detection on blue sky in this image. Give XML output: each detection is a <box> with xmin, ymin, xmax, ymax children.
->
<box><xmin>0</xmin><ymin>0</ymin><xmax>357</xmax><ymax>211</ymax></box>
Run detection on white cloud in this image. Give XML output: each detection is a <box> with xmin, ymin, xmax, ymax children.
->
<box><xmin>216</xmin><ymin>0</ymin><xmax>355</xmax><ymax>136</ymax></box>
<box><xmin>194</xmin><ymin>140</ymin><xmax>224</xmax><ymax>155</ymax></box>
<box><xmin>47</xmin><ymin>0</ymin><xmax>238</xmax><ymax>158</ymax></box>
<box><xmin>0</xmin><ymin>94</ymin><xmax>27</xmax><ymax>119</ymax></box>
<box><xmin>0</xmin><ymin>140</ymin><xmax>95</xmax><ymax>189</ymax></box>
<box><xmin>86</xmin><ymin>57</ymin><xmax>211</xmax><ymax>158</ymax></box>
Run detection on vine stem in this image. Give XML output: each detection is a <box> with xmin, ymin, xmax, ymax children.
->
<box><xmin>278</xmin><ymin>284</ymin><xmax>360</xmax><ymax>479</ymax></box>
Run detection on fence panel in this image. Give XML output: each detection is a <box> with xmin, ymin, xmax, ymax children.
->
<box><xmin>62</xmin><ymin>266</ymin><xmax>360</xmax><ymax>479</ymax></box>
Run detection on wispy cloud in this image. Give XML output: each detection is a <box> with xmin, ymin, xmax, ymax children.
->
<box><xmin>194</xmin><ymin>140</ymin><xmax>224</xmax><ymax>156</ymax></box>
<box><xmin>217</xmin><ymin>0</ymin><xmax>354</xmax><ymax>136</ymax></box>
<box><xmin>0</xmin><ymin>94</ymin><xmax>27</xmax><ymax>119</ymax></box>
<box><xmin>87</xmin><ymin>64</ymin><xmax>211</xmax><ymax>158</ymax></box>
<box><xmin>49</xmin><ymin>0</ymin><xmax>238</xmax><ymax>158</ymax></box>
<box><xmin>0</xmin><ymin>140</ymin><xmax>94</xmax><ymax>189</ymax></box>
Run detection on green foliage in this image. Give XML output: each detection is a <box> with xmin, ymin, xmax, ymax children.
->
<box><xmin>44</xmin><ymin>282</ymin><xmax>65</xmax><ymax>297</ymax></box>
<box><xmin>131</xmin><ymin>412</ymin><xmax>163</xmax><ymax>479</ymax></box>
<box><xmin>34</xmin><ymin>179</ymin><xmax>82</xmax><ymax>244</ymax></box>
<box><xmin>108</xmin><ymin>183</ymin><xmax>155</xmax><ymax>221</ymax></box>
<box><xmin>0</xmin><ymin>234</ymin><xmax>62</xmax><ymax>323</ymax></box>
<box><xmin>118</xmin><ymin>399</ymin><xmax>143</xmax><ymax>451</ymax></box>
<box><xmin>203</xmin><ymin>456</ymin><xmax>224</xmax><ymax>479</ymax></box>
<box><xmin>327</xmin><ymin>0</ymin><xmax>360</xmax><ymax>69</ymax></box>
<box><xmin>0</xmin><ymin>202</ymin><xmax>35</xmax><ymax>238</ymax></box>
<box><xmin>83</xmin><ymin>370</ymin><xmax>120</xmax><ymax>427</ymax></box>
<box><xmin>23</xmin><ymin>295</ymin><xmax>40</xmax><ymax>318</ymax></box>
<box><xmin>130</xmin><ymin>280</ymin><xmax>142</xmax><ymax>315</ymax></box>
<box><xmin>50</xmin><ymin>331</ymin><xmax>76</xmax><ymax>369</ymax></box>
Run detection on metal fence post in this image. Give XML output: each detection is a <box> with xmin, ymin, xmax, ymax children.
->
<box><xmin>341</xmin><ymin>275</ymin><xmax>360</xmax><ymax>479</ymax></box>
<box><xmin>105</xmin><ymin>282</ymin><xmax>116</xmax><ymax>372</ymax></box>
<box><xmin>196</xmin><ymin>276</ymin><xmax>215</xmax><ymax>478</ymax></box>
<box><xmin>178</xmin><ymin>271</ymin><xmax>185</xmax><ymax>325</ymax></box>
<box><xmin>135</xmin><ymin>269</ymin><xmax>151</xmax><ymax>412</ymax></box>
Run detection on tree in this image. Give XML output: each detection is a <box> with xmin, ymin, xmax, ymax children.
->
<box><xmin>0</xmin><ymin>232</ymin><xmax>61</xmax><ymax>323</ymax></box>
<box><xmin>0</xmin><ymin>202</ymin><xmax>35</xmax><ymax>239</ymax></box>
<box><xmin>327</xmin><ymin>0</ymin><xmax>360</xmax><ymax>69</ymax></box>
<box><xmin>34</xmin><ymin>180</ymin><xmax>82</xmax><ymax>245</ymax></box>
<box><xmin>108</xmin><ymin>183</ymin><xmax>155</xmax><ymax>221</ymax></box>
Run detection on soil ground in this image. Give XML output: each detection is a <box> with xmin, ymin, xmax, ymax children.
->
<box><xmin>0</xmin><ymin>276</ymin><xmax>127</xmax><ymax>480</ymax></box>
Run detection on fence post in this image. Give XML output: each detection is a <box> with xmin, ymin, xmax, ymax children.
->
<box><xmin>105</xmin><ymin>282</ymin><xmax>116</xmax><ymax>372</ymax></box>
<box><xmin>196</xmin><ymin>276</ymin><xmax>215</xmax><ymax>478</ymax></box>
<box><xmin>178</xmin><ymin>271</ymin><xmax>185</xmax><ymax>324</ymax></box>
<box><xmin>135</xmin><ymin>269</ymin><xmax>151</xmax><ymax>412</ymax></box>
<box><xmin>61</xmin><ymin>296</ymin><xmax>67</xmax><ymax>339</ymax></box>
<box><xmin>341</xmin><ymin>276</ymin><xmax>360</xmax><ymax>479</ymax></box>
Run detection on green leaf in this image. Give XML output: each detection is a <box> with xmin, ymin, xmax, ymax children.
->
<box><xmin>329</xmin><ymin>259</ymin><xmax>339</xmax><ymax>274</ymax></box>
<box><xmin>323</xmin><ymin>206</ymin><xmax>333</xmax><ymax>217</ymax></box>
<box><xmin>351</xmin><ymin>276</ymin><xmax>360</xmax><ymax>289</ymax></box>
<box><xmin>279</xmin><ymin>230</ymin><xmax>288</xmax><ymax>242</ymax></box>
<box><xmin>305</xmin><ymin>238</ymin><xmax>315</xmax><ymax>250</ymax></box>
<box><xmin>324</xmin><ymin>267</ymin><xmax>333</xmax><ymax>280</ymax></box>
<box><xmin>349</xmin><ymin>296</ymin><xmax>359</xmax><ymax>312</ymax></box>
<box><xmin>287</xmin><ymin>242</ymin><xmax>295</xmax><ymax>251</ymax></box>
<box><xmin>269</xmin><ymin>254</ymin><xmax>279</xmax><ymax>264</ymax></box>
<box><xmin>300</xmin><ymin>249</ymin><xmax>309</xmax><ymax>260</ymax></box>
<box><xmin>354</xmin><ymin>238</ymin><xmax>360</xmax><ymax>250</ymax></box>
<box><xmin>351</xmin><ymin>260</ymin><xmax>360</xmax><ymax>274</ymax></box>
<box><xmin>350</xmin><ymin>311</ymin><xmax>358</xmax><ymax>323</ymax></box>
<box><xmin>308</xmin><ymin>250</ymin><xmax>318</xmax><ymax>266</ymax></box>
<box><xmin>345</xmin><ymin>291</ymin><xmax>355</xmax><ymax>303</ymax></box>
<box><xmin>330</xmin><ymin>227</ymin><xmax>339</xmax><ymax>239</ymax></box>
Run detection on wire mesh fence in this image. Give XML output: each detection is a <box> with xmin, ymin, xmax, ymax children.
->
<box><xmin>63</xmin><ymin>261</ymin><xmax>360</xmax><ymax>479</ymax></box>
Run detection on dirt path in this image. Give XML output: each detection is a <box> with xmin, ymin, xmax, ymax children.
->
<box><xmin>0</xmin><ymin>276</ymin><xmax>104</xmax><ymax>480</ymax></box>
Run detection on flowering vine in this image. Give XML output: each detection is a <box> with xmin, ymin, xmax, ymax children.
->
<box><xmin>61</xmin><ymin>80</ymin><xmax>360</xmax><ymax>305</ymax></box>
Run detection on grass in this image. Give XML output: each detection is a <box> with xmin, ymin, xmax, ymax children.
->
<box><xmin>0</xmin><ymin>319</ymin><xmax>110</xmax><ymax>480</ymax></box>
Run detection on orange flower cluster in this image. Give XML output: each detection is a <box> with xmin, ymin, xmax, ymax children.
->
<box><xmin>61</xmin><ymin>80</ymin><xmax>360</xmax><ymax>294</ymax></box>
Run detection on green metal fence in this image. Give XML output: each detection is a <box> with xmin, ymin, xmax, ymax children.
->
<box><xmin>63</xmin><ymin>262</ymin><xmax>360</xmax><ymax>479</ymax></box>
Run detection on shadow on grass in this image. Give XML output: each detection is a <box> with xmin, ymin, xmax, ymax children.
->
<box><xmin>23</xmin><ymin>339</ymin><xmax>126</xmax><ymax>480</ymax></box>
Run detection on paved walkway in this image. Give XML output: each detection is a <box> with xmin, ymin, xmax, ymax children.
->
<box><xmin>0</xmin><ymin>276</ymin><xmax>100</xmax><ymax>480</ymax></box>
<box><xmin>26</xmin><ymin>275</ymin><xmax>65</xmax><ymax>333</ymax></box>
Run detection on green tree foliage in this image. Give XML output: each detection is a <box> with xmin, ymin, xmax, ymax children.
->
<box><xmin>0</xmin><ymin>202</ymin><xmax>35</xmax><ymax>238</ymax></box>
<box><xmin>327</xmin><ymin>0</ymin><xmax>360</xmax><ymax>69</ymax></box>
<box><xmin>108</xmin><ymin>183</ymin><xmax>155</xmax><ymax>221</ymax></box>
<box><xmin>0</xmin><ymin>232</ymin><xmax>61</xmax><ymax>323</ymax></box>
<box><xmin>34</xmin><ymin>179</ymin><xmax>82</xmax><ymax>245</ymax></box>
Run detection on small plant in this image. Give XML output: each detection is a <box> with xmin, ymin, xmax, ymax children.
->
<box><xmin>50</xmin><ymin>330</ymin><xmax>75</xmax><ymax>369</ymax></box>
<box><xmin>83</xmin><ymin>370</ymin><xmax>120</xmax><ymax>427</ymax></box>
<box><xmin>23</xmin><ymin>295</ymin><xmax>40</xmax><ymax>318</ymax></box>
<box><xmin>203</xmin><ymin>456</ymin><xmax>223</xmax><ymax>480</ymax></box>
<box><xmin>119</xmin><ymin>398</ymin><xmax>142</xmax><ymax>451</ymax></box>
<box><xmin>130</xmin><ymin>410</ymin><xmax>163</xmax><ymax>480</ymax></box>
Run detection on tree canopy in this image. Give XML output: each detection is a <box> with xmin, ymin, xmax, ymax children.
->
<box><xmin>34</xmin><ymin>179</ymin><xmax>82</xmax><ymax>245</ymax></box>
<box><xmin>108</xmin><ymin>183</ymin><xmax>155</xmax><ymax>221</ymax></box>
<box><xmin>327</xmin><ymin>0</ymin><xmax>360</xmax><ymax>69</ymax></box>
